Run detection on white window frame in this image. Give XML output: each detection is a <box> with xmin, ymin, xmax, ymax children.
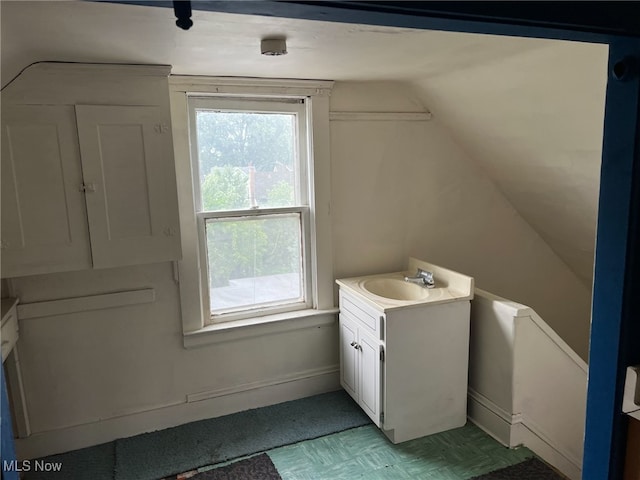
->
<box><xmin>169</xmin><ymin>77</ymin><xmax>336</xmax><ymax>347</ymax></box>
<box><xmin>189</xmin><ymin>97</ymin><xmax>312</xmax><ymax>321</ymax></box>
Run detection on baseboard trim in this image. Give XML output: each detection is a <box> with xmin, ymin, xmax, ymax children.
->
<box><xmin>187</xmin><ymin>365</ymin><xmax>339</xmax><ymax>403</ymax></box>
<box><xmin>468</xmin><ymin>389</ymin><xmax>519</xmax><ymax>425</ymax></box>
<box><xmin>519</xmin><ymin>414</ymin><xmax>582</xmax><ymax>479</ymax></box>
<box><xmin>518</xmin><ymin>423</ymin><xmax>582</xmax><ymax>480</ymax></box>
<box><xmin>467</xmin><ymin>391</ymin><xmax>520</xmax><ymax>447</ymax></box>
<box><xmin>467</xmin><ymin>390</ymin><xmax>582</xmax><ymax>480</ymax></box>
<box><xmin>16</xmin><ymin>369</ymin><xmax>340</xmax><ymax>460</ymax></box>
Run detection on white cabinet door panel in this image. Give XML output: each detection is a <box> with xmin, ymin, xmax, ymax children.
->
<box><xmin>339</xmin><ymin>316</ymin><xmax>358</xmax><ymax>401</ymax></box>
<box><xmin>75</xmin><ymin>105</ymin><xmax>180</xmax><ymax>268</ymax></box>
<box><xmin>1</xmin><ymin>106</ymin><xmax>91</xmax><ymax>276</ymax></box>
<box><xmin>359</xmin><ymin>329</ymin><xmax>382</xmax><ymax>427</ymax></box>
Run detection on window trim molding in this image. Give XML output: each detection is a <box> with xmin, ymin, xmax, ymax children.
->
<box><xmin>169</xmin><ymin>76</ymin><xmax>334</xmax><ymax>97</ymax></box>
<box><xmin>169</xmin><ymin>76</ymin><xmax>335</xmax><ymax>339</ymax></box>
<box><xmin>188</xmin><ymin>96</ymin><xmax>313</xmax><ymax>323</ymax></box>
<box><xmin>182</xmin><ymin>307</ymin><xmax>339</xmax><ymax>348</ymax></box>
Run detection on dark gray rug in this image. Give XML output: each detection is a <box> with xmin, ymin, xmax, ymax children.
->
<box><xmin>114</xmin><ymin>390</ymin><xmax>370</xmax><ymax>480</ymax></box>
<box><xmin>23</xmin><ymin>442</ymin><xmax>115</xmax><ymax>480</ymax></box>
<box><xmin>188</xmin><ymin>454</ymin><xmax>281</xmax><ymax>480</ymax></box>
<box><xmin>470</xmin><ymin>458</ymin><xmax>565</xmax><ymax>479</ymax></box>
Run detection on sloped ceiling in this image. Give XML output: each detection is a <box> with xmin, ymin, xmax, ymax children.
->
<box><xmin>411</xmin><ymin>43</ymin><xmax>608</xmax><ymax>285</ymax></box>
<box><xmin>1</xmin><ymin>1</ymin><xmax>607</xmax><ymax>285</ymax></box>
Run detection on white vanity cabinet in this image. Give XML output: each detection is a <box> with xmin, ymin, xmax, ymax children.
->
<box><xmin>337</xmin><ymin>259</ymin><xmax>474</xmax><ymax>444</ymax></box>
<box><xmin>0</xmin><ymin>63</ymin><xmax>181</xmax><ymax>277</ymax></box>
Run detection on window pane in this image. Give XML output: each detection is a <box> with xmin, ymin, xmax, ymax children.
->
<box><xmin>205</xmin><ymin>214</ymin><xmax>303</xmax><ymax>314</ymax></box>
<box><xmin>195</xmin><ymin>110</ymin><xmax>297</xmax><ymax>211</ymax></box>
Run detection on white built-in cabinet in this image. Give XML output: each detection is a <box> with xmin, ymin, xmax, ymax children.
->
<box><xmin>0</xmin><ymin>63</ymin><xmax>181</xmax><ymax>278</ymax></box>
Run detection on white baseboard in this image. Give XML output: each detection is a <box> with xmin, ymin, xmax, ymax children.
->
<box><xmin>468</xmin><ymin>390</ymin><xmax>582</xmax><ymax>480</ymax></box>
<box><xmin>467</xmin><ymin>390</ymin><xmax>521</xmax><ymax>447</ymax></box>
<box><xmin>517</xmin><ymin>423</ymin><xmax>582</xmax><ymax>480</ymax></box>
<box><xmin>16</xmin><ymin>368</ymin><xmax>340</xmax><ymax>460</ymax></box>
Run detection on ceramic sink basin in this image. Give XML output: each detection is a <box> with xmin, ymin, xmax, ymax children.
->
<box><xmin>337</xmin><ymin>258</ymin><xmax>474</xmax><ymax>311</ymax></box>
<box><xmin>360</xmin><ymin>277</ymin><xmax>434</xmax><ymax>301</ymax></box>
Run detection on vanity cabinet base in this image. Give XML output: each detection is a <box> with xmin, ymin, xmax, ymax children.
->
<box><xmin>339</xmin><ymin>288</ymin><xmax>471</xmax><ymax>444</ymax></box>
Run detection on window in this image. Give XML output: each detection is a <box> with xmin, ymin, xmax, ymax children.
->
<box><xmin>188</xmin><ymin>98</ymin><xmax>311</xmax><ymax>321</ymax></box>
<box><xmin>169</xmin><ymin>76</ymin><xmax>335</xmax><ymax>343</ymax></box>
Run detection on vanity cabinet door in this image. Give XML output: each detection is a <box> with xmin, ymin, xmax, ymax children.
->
<box><xmin>339</xmin><ymin>312</ymin><xmax>383</xmax><ymax>427</ymax></box>
<box><xmin>358</xmin><ymin>328</ymin><xmax>382</xmax><ymax>426</ymax></box>
<box><xmin>0</xmin><ymin>105</ymin><xmax>92</xmax><ymax>277</ymax></box>
<box><xmin>339</xmin><ymin>316</ymin><xmax>358</xmax><ymax>401</ymax></box>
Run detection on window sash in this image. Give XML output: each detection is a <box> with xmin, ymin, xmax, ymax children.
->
<box><xmin>188</xmin><ymin>97</ymin><xmax>309</xmax><ymax>215</ymax></box>
<box><xmin>197</xmin><ymin>208</ymin><xmax>312</xmax><ymax>323</ymax></box>
<box><xmin>200</xmin><ymin>210</ymin><xmax>308</xmax><ymax>316</ymax></box>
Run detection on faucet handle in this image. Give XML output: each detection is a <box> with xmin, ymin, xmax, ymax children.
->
<box><xmin>417</xmin><ymin>269</ymin><xmax>435</xmax><ymax>285</ymax></box>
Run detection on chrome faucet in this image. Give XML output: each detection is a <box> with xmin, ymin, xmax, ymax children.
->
<box><xmin>404</xmin><ymin>268</ymin><xmax>435</xmax><ymax>288</ymax></box>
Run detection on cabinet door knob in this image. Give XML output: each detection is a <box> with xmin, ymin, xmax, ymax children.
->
<box><xmin>350</xmin><ymin>341</ymin><xmax>356</xmax><ymax>347</ymax></box>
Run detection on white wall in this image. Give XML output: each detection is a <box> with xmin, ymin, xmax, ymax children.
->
<box><xmin>330</xmin><ymin>82</ymin><xmax>592</xmax><ymax>360</ymax></box>
<box><xmin>10</xmin><ymin>262</ymin><xmax>338</xmax><ymax>457</ymax></box>
<box><xmin>8</xmin><ymin>81</ymin><xmax>591</xmax><ymax>458</ymax></box>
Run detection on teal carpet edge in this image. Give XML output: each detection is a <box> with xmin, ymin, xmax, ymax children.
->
<box><xmin>24</xmin><ymin>390</ymin><xmax>371</xmax><ymax>480</ymax></box>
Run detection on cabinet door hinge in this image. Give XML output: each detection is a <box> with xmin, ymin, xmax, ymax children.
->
<box><xmin>79</xmin><ymin>182</ymin><xmax>97</xmax><ymax>193</ymax></box>
<box><xmin>380</xmin><ymin>347</ymin><xmax>385</xmax><ymax>362</ymax></box>
<box><xmin>380</xmin><ymin>411</ymin><xmax>385</xmax><ymax>424</ymax></box>
<box><xmin>154</xmin><ymin>123</ymin><xmax>169</xmax><ymax>134</ymax></box>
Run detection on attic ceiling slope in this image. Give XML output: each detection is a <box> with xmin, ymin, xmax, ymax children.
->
<box><xmin>411</xmin><ymin>40</ymin><xmax>608</xmax><ymax>286</ymax></box>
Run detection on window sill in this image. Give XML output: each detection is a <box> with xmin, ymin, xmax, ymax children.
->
<box><xmin>182</xmin><ymin>307</ymin><xmax>338</xmax><ymax>348</ymax></box>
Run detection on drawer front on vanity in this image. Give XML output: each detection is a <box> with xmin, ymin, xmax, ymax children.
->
<box><xmin>339</xmin><ymin>291</ymin><xmax>384</xmax><ymax>340</ymax></box>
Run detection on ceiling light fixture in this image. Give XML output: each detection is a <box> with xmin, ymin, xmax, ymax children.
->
<box><xmin>261</xmin><ymin>38</ymin><xmax>288</xmax><ymax>56</ymax></box>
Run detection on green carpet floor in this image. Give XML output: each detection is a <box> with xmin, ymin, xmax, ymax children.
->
<box><xmin>166</xmin><ymin>423</ymin><xmax>535</xmax><ymax>480</ymax></box>
<box><xmin>268</xmin><ymin>424</ymin><xmax>533</xmax><ymax>480</ymax></box>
